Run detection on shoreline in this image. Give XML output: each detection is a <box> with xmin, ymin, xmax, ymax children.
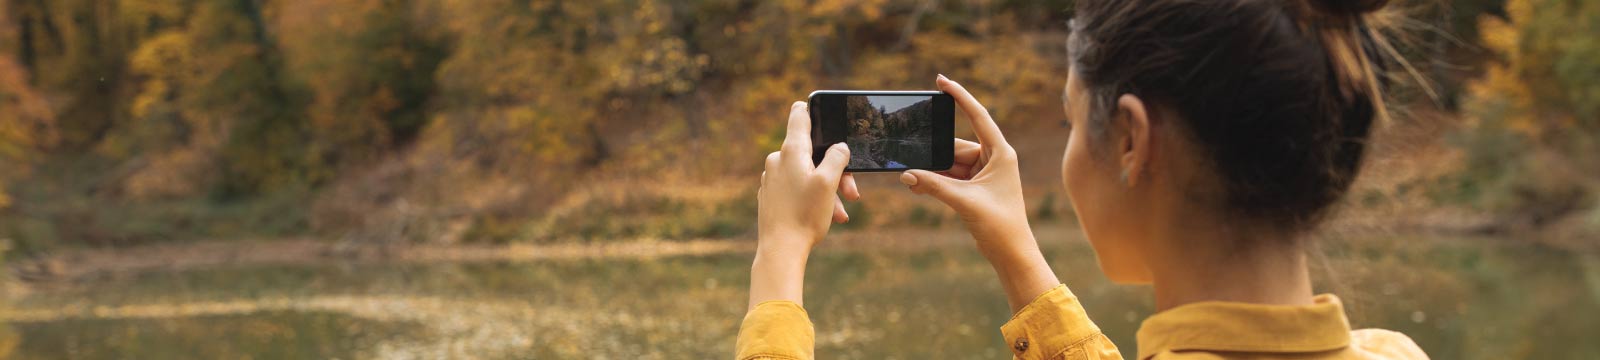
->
<box><xmin>10</xmin><ymin>220</ymin><xmax>1573</xmax><ymax>287</ymax></box>
<box><xmin>5</xmin><ymin>224</ymin><xmax>990</xmax><ymax>285</ymax></box>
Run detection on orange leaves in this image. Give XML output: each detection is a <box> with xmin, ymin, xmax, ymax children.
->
<box><xmin>128</xmin><ymin>32</ymin><xmax>193</xmax><ymax>120</ymax></box>
<box><xmin>599</xmin><ymin>36</ymin><xmax>710</xmax><ymax>95</ymax></box>
<box><xmin>1464</xmin><ymin>0</ymin><xmax>1534</xmax><ymax>136</ymax></box>
<box><xmin>0</xmin><ymin>54</ymin><xmax>55</xmax><ymax>208</ymax></box>
<box><xmin>1464</xmin><ymin>0</ymin><xmax>1600</xmax><ymax>137</ymax></box>
<box><xmin>808</xmin><ymin>0</ymin><xmax>892</xmax><ymax>21</ymax></box>
<box><xmin>269</xmin><ymin>0</ymin><xmax>448</xmax><ymax>168</ymax></box>
<box><xmin>0</xmin><ymin>56</ymin><xmax>54</xmax><ymax>156</ymax></box>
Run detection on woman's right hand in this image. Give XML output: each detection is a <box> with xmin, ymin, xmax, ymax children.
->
<box><xmin>900</xmin><ymin>75</ymin><xmax>1060</xmax><ymax>312</ymax></box>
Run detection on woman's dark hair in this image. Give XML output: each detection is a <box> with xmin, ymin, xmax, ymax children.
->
<box><xmin>1069</xmin><ymin>0</ymin><xmax>1396</xmax><ymax>235</ymax></box>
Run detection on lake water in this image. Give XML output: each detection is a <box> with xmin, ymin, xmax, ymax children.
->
<box><xmin>4</xmin><ymin>227</ymin><xmax>1597</xmax><ymax>359</ymax></box>
<box><xmin>848</xmin><ymin>137</ymin><xmax>932</xmax><ymax>169</ymax></box>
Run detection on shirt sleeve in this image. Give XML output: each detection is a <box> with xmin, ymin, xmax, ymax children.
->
<box><xmin>1350</xmin><ymin>328</ymin><xmax>1430</xmax><ymax>360</ymax></box>
<box><xmin>1000</xmin><ymin>284</ymin><xmax>1124</xmax><ymax>360</ymax></box>
<box><xmin>734</xmin><ymin>300</ymin><xmax>815</xmax><ymax>360</ymax></box>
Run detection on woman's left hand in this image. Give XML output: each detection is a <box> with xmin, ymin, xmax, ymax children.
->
<box><xmin>749</xmin><ymin>101</ymin><xmax>856</xmax><ymax>310</ymax></box>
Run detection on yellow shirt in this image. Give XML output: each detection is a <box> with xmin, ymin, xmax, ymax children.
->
<box><xmin>734</xmin><ymin>285</ymin><xmax>1428</xmax><ymax>360</ymax></box>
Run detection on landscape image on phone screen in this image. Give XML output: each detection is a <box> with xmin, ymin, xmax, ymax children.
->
<box><xmin>844</xmin><ymin>95</ymin><xmax>934</xmax><ymax>169</ymax></box>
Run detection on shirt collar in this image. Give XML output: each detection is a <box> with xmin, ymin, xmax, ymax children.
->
<box><xmin>1135</xmin><ymin>294</ymin><xmax>1352</xmax><ymax>359</ymax></box>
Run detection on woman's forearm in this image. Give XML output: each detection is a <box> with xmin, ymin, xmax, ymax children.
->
<box><xmin>978</xmin><ymin>230</ymin><xmax>1061</xmax><ymax>313</ymax></box>
<box><xmin>748</xmin><ymin>240</ymin><xmax>811</xmax><ymax>310</ymax></box>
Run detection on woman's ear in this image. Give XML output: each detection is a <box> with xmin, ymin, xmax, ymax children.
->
<box><xmin>1115</xmin><ymin>94</ymin><xmax>1152</xmax><ymax>187</ymax></box>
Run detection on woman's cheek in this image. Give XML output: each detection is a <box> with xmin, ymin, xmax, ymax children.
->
<box><xmin>1063</xmin><ymin>134</ymin><xmax>1099</xmax><ymax>236</ymax></box>
<box><xmin>1064</xmin><ymin>133</ymin><xmax>1136</xmax><ymax>281</ymax></box>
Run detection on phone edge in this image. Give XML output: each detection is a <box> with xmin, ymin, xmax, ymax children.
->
<box><xmin>806</xmin><ymin>90</ymin><xmax>956</xmax><ymax>173</ymax></box>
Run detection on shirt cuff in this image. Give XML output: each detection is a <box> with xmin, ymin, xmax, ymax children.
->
<box><xmin>1000</xmin><ymin>284</ymin><xmax>1104</xmax><ymax>359</ymax></box>
<box><xmin>735</xmin><ymin>301</ymin><xmax>815</xmax><ymax>360</ymax></box>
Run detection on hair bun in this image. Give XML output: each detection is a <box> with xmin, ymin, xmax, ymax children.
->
<box><xmin>1309</xmin><ymin>0</ymin><xmax>1389</xmax><ymax>16</ymax></box>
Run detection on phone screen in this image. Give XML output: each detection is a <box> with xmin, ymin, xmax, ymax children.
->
<box><xmin>809</xmin><ymin>91</ymin><xmax>954</xmax><ymax>172</ymax></box>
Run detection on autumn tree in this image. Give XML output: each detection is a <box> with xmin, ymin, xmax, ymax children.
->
<box><xmin>1454</xmin><ymin>0</ymin><xmax>1600</xmax><ymax>223</ymax></box>
<box><xmin>97</xmin><ymin>0</ymin><xmax>311</xmax><ymax>197</ymax></box>
<box><xmin>271</xmin><ymin>0</ymin><xmax>445</xmax><ymax>167</ymax></box>
<box><xmin>2</xmin><ymin>0</ymin><xmax>138</xmax><ymax>149</ymax></box>
<box><xmin>0</xmin><ymin>2</ymin><xmax>55</xmax><ymax>208</ymax></box>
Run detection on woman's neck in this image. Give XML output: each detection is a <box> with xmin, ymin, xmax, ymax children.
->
<box><xmin>1146</xmin><ymin>225</ymin><xmax>1315</xmax><ymax>312</ymax></box>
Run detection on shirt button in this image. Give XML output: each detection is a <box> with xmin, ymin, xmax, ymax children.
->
<box><xmin>1013</xmin><ymin>337</ymin><xmax>1030</xmax><ymax>352</ymax></box>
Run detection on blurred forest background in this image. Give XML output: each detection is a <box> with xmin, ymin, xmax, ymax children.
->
<box><xmin>0</xmin><ymin>0</ymin><xmax>1596</xmax><ymax>358</ymax></box>
<box><xmin>0</xmin><ymin>0</ymin><xmax>1595</xmax><ymax>254</ymax></box>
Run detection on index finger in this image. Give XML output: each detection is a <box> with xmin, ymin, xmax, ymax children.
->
<box><xmin>937</xmin><ymin>75</ymin><xmax>1008</xmax><ymax>147</ymax></box>
<box><xmin>954</xmin><ymin>138</ymin><xmax>982</xmax><ymax>165</ymax></box>
<box><xmin>781</xmin><ymin>101</ymin><xmax>812</xmax><ymax>157</ymax></box>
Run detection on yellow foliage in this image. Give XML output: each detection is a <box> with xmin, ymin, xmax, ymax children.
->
<box><xmin>1505</xmin><ymin>0</ymin><xmax>1533</xmax><ymax>28</ymax></box>
<box><xmin>810</xmin><ymin>0</ymin><xmax>891</xmax><ymax>20</ymax></box>
<box><xmin>1464</xmin><ymin>0</ymin><xmax>1535</xmax><ymax>137</ymax></box>
<box><xmin>0</xmin><ymin>53</ymin><xmax>56</xmax><ymax>209</ymax></box>
<box><xmin>118</xmin><ymin>0</ymin><xmax>186</xmax><ymax>36</ymax></box>
<box><xmin>111</xmin><ymin>2</ymin><xmax>289</xmax><ymax>197</ymax></box>
<box><xmin>1467</xmin><ymin>8</ymin><xmax>1538</xmax><ymax>136</ymax></box>
<box><xmin>1464</xmin><ymin>0</ymin><xmax>1600</xmax><ymax>136</ymax></box>
<box><xmin>0</xmin><ymin>0</ymin><xmax>1094</xmax><ymax>235</ymax></box>
<box><xmin>270</xmin><ymin>0</ymin><xmax>439</xmax><ymax>164</ymax></box>
<box><xmin>129</xmin><ymin>32</ymin><xmax>193</xmax><ymax>119</ymax></box>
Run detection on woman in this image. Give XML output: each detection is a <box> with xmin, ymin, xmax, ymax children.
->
<box><xmin>738</xmin><ymin>0</ymin><xmax>1429</xmax><ymax>358</ymax></box>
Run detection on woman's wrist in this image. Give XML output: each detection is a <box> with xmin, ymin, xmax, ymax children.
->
<box><xmin>974</xmin><ymin>228</ymin><xmax>1061</xmax><ymax>312</ymax></box>
<box><xmin>969</xmin><ymin>218</ymin><xmax>1039</xmax><ymax>260</ymax></box>
<box><xmin>747</xmin><ymin>238</ymin><xmax>814</xmax><ymax>310</ymax></box>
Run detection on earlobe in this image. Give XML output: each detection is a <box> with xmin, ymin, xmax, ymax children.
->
<box><xmin>1116</xmin><ymin>94</ymin><xmax>1152</xmax><ymax>187</ymax></box>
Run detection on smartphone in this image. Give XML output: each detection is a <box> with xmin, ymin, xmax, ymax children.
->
<box><xmin>807</xmin><ymin>90</ymin><xmax>955</xmax><ymax>172</ymax></box>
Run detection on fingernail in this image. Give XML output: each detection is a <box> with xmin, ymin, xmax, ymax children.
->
<box><xmin>937</xmin><ymin>74</ymin><xmax>947</xmax><ymax>81</ymax></box>
<box><xmin>793</xmin><ymin>101</ymin><xmax>806</xmax><ymax>110</ymax></box>
<box><xmin>899</xmin><ymin>172</ymin><xmax>918</xmax><ymax>186</ymax></box>
<box><xmin>833</xmin><ymin>142</ymin><xmax>848</xmax><ymax>152</ymax></box>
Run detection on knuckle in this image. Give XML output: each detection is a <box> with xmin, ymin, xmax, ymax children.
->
<box><xmin>810</xmin><ymin>173</ymin><xmax>831</xmax><ymax>185</ymax></box>
<box><xmin>992</xmin><ymin>146</ymin><xmax>1018</xmax><ymax>161</ymax></box>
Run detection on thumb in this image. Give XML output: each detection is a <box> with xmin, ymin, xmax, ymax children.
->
<box><xmin>814</xmin><ymin>143</ymin><xmax>851</xmax><ymax>179</ymax></box>
<box><xmin>900</xmin><ymin>169</ymin><xmax>965</xmax><ymax>205</ymax></box>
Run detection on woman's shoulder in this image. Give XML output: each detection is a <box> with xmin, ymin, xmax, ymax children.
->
<box><xmin>1348</xmin><ymin>328</ymin><xmax>1429</xmax><ymax>360</ymax></box>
